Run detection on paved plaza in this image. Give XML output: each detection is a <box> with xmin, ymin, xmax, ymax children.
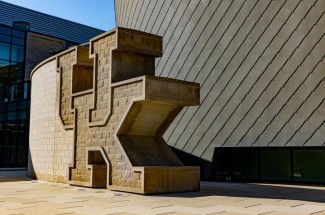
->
<box><xmin>0</xmin><ymin>171</ymin><xmax>324</xmax><ymax>215</ymax></box>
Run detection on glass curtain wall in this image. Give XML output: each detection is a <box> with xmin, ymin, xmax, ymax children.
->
<box><xmin>211</xmin><ymin>147</ymin><xmax>325</xmax><ymax>183</ymax></box>
<box><xmin>0</xmin><ymin>24</ymin><xmax>29</xmax><ymax>167</ymax></box>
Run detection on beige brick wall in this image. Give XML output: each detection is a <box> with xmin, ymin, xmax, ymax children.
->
<box><xmin>28</xmin><ymin>59</ymin><xmax>73</xmax><ymax>182</ymax></box>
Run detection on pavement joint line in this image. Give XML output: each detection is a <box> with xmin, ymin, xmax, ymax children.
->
<box><xmin>32</xmin><ymin>195</ymin><xmax>56</xmax><ymax>199</ymax></box>
<box><xmin>310</xmin><ymin>210</ymin><xmax>325</xmax><ymax>214</ymax></box>
<box><xmin>258</xmin><ymin>211</ymin><xmax>275</xmax><ymax>215</ymax></box>
<box><xmin>234</xmin><ymin>199</ymin><xmax>247</xmax><ymax>202</ymax></box>
<box><xmin>245</xmin><ymin>203</ymin><xmax>262</xmax><ymax>208</ymax></box>
<box><xmin>194</xmin><ymin>199</ymin><xmax>211</xmax><ymax>202</ymax></box>
<box><xmin>104</xmin><ymin>205</ymin><xmax>125</xmax><ymax>209</ymax></box>
<box><xmin>155</xmin><ymin>212</ymin><xmax>175</xmax><ymax>215</ymax></box>
<box><xmin>291</xmin><ymin>203</ymin><xmax>305</xmax><ymax>207</ymax></box>
<box><xmin>65</xmin><ymin>200</ymin><xmax>89</xmax><ymax>204</ymax></box>
<box><xmin>150</xmin><ymin>200</ymin><xmax>170</xmax><ymax>203</ymax></box>
<box><xmin>55</xmin><ymin>212</ymin><xmax>76</xmax><ymax>215</ymax></box>
<box><xmin>59</xmin><ymin>205</ymin><xmax>83</xmax><ymax>209</ymax></box>
<box><xmin>7</xmin><ymin>206</ymin><xmax>35</xmax><ymax>210</ymax></box>
<box><xmin>22</xmin><ymin>200</ymin><xmax>47</xmax><ymax>204</ymax></box>
<box><xmin>16</xmin><ymin>190</ymin><xmax>35</xmax><ymax>192</ymax></box>
<box><xmin>205</xmin><ymin>211</ymin><xmax>226</xmax><ymax>214</ymax></box>
<box><xmin>107</xmin><ymin>199</ymin><xmax>130</xmax><ymax>203</ymax></box>
<box><xmin>72</xmin><ymin>196</ymin><xmax>94</xmax><ymax>199</ymax></box>
<box><xmin>151</xmin><ymin>204</ymin><xmax>173</xmax><ymax>209</ymax></box>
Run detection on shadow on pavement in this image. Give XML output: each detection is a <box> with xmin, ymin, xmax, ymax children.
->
<box><xmin>156</xmin><ymin>181</ymin><xmax>325</xmax><ymax>203</ymax></box>
<box><xmin>0</xmin><ymin>170</ymin><xmax>31</xmax><ymax>182</ymax></box>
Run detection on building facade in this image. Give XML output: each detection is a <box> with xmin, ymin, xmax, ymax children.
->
<box><xmin>0</xmin><ymin>1</ymin><xmax>104</xmax><ymax>168</ymax></box>
<box><xmin>115</xmin><ymin>0</ymin><xmax>325</xmax><ymax>183</ymax></box>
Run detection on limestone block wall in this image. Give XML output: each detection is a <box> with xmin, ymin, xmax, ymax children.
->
<box><xmin>29</xmin><ymin>28</ymin><xmax>200</xmax><ymax>194</ymax></box>
<box><xmin>28</xmin><ymin>58</ymin><xmax>73</xmax><ymax>182</ymax></box>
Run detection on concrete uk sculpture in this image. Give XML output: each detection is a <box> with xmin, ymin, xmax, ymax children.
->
<box><xmin>29</xmin><ymin>28</ymin><xmax>200</xmax><ymax>194</ymax></box>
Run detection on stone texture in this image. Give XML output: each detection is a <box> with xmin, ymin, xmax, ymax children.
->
<box><xmin>29</xmin><ymin>28</ymin><xmax>200</xmax><ymax>194</ymax></box>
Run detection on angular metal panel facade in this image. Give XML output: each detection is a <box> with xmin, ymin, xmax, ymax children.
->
<box><xmin>115</xmin><ymin>0</ymin><xmax>325</xmax><ymax>161</ymax></box>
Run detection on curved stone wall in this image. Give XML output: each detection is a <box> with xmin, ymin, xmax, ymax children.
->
<box><xmin>28</xmin><ymin>58</ymin><xmax>73</xmax><ymax>182</ymax></box>
<box><xmin>116</xmin><ymin>0</ymin><xmax>325</xmax><ymax>161</ymax></box>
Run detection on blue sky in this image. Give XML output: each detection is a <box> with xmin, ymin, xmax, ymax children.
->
<box><xmin>2</xmin><ymin>0</ymin><xmax>116</xmax><ymax>30</ymax></box>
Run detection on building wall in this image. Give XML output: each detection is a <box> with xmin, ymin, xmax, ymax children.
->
<box><xmin>115</xmin><ymin>0</ymin><xmax>325</xmax><ymax>161</ymax></box>
<box><xmin>28</xmin><ymin>59</ymin><xmax>73</xmax><ymax>182</ymax></box>
<box><xmin>25</xmin><ymin>32</ymin><xmax>66</xmax><ymax>80</ymax></box>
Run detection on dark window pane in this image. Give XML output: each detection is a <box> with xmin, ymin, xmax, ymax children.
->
<box><xmin>17</xmin><ymin>110</ymin><xmax>27</xmax><ymax>119</ymax></box>
<box><xmin>12</xmin><ymin>37</ymin><xmax>24</xmax><ymax>46</ymax></box>
<box><xmin>11</xmin><ymin>45</ymin><xmax>24</xmax><ymax>62</ymax></box>
<box><xmin>24</xmin><ymin>82</ymin><xmax>30</xmax><ymax>99</ymax></box>
<box><xmin>12</xmin><ymin>29</ymin><xmax>25</xmax><ymax>38</ymax></box>
<box><xmin>8</xmin><ymin>111</ymin><xmax>16</xmax><ymax>120</ymax></box>
<box><xmin>0</xmin><ymin>60</ymin><xmax>10</xmax><ymax>86</ymax></box>
<box><xmin>261</xmin><ymin>149</ymin><xmax>291</xmax><ymax>181</ymax></box>
<box><xmin>10</xmin><ymin>62</ymin><xmax>23</xmax><ymax>84</ymax></box>
<box><xmin>293</xmin><ymin>149</ymin><xmax>325</xmax><ymax>183</ymax></box>
<box><xmin>0</xmin><ymin>113</ymin><xmax>7</xmax><ymax>121</ymax></box>
<box><xmin>0</xmin><ymin>26</ymin><xmax>11</xmax><ymax>35</ymax></box>
<box><xmin>0</xmin><ymin>86</ymin><xmax>9</xmax><ymax>102</ymax></box>
<box><xmin>0</xmin><ymin>34</ymin><xmax>10</xmax><ymax>43</ymax></box>
<box><xmin>232</xmin><ymin>149</ymin><xmax>258</xmax><ymax>180</ymax></box>
<box><xmin>17</xmin><ymin>100</ymin><xmax>27</xmax><ymax>110</ymax></box>
<box><xmin>0</xmin><ymin>104</ymin><xmax>7</xmax><ymax>112</ymax></box>
<box><xmin>7</xmin><ymin>85</ymin><xmax>17</xmax><ymax>102</ymax></box>
<box><xmin>8</xmin><ymin>102</ymin><xmax>17</xmax><ymax>111</ymax></box>
<box><xmin>0</xmin><ymin>42</ymin><xmax>10</xmax><ymax>60</ymax></box>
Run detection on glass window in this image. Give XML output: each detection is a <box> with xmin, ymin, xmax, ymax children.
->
<box><xmin>261</xmin><ymin>149</ymin><xmax>291</xmax><ymax>181</ymax></box>
<box><xmin>232</xmin><ymin>149</ymin><xmax>259</xmax><ymax>180</ymax></box>
<box><xmin>24</xmin><ymin>82</ymin><xmax>30</xmax><ymax>99</ymax></box>
<box><xmin>17</xmin><ymin>110</ymin><xmax>27</xmax><ymax>120</ymax></box>
<box><xmin>0</xmin><ymin>26</ymin><xmax>11</xmax><ymax>35</ymax></box>
<box><xmin>0</xmin><ymin>42</ymin><xmax>10</xmax><ymax>60</ymax></box>
<box><xmin>0</xmin><ymin>72</ymin><xmax>9</xmax><ymax>86</ymax></box>
<box><xmin>12</xmin><ymin>37</ymin><xmax>24</xmax><ymax>46</ymax></box>
<box><xmin>0</xmin><ymin>104</ymin><xmax>7</xmax><ymax>112</ymax></box>
<box><xmin>0</xmin><ymin>60</ymin><xmax>10</xmax><ymax>86</ymax></box>
<box><xmin>8</xmin><ymin>102</ymin><xmax>17</xmax><ymax>111</ymax></box>
<box><xmin>0</xmin><ymin>113</ymin><xmax>7</xmax><ymax>121</ymax></box>
<box><xmin>293</xmin><ymin>149</ymin><xmax>325</xmax><ymax>183</ymax></box>
<box><xmin>12</xmin><ymin>29</ymin><xmax>25</xmax><ymax>38</ymax></box>
<box><xmin>0</xmin><ymin>34</ymin><xmax>10</xmax><ymax>43</ymax></box>
<box><xmin>10</xmin><ymin>63</ymin><xmax>23</xmax><ymax>84</ymax></box>
<box><xmin>8</xmin><ymin>85</ymin><xmax>17</xmax><ymax>102</ymax></box>
<box><xmin>17</xmin><ymin>100</ymin><xmax>27</xmax><ymax>110</ymax></box>
<box><xmin>8</xmin><ymin>111</ymin><xmax>16</xmax><ymax>120</ymax></box>
<box><xmin>0</xmin><ymin>86</ymin><xmax>9</xmax><ymax>102</ymax></box>
<box><xmin>11</xmin><ymin>45</ymin><xmax>24</xmax><ymax>62</ymax></box>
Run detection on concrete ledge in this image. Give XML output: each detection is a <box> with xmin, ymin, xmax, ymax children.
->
<box><xmin>138</xmin><ymin>166</ymin><xmax>200</xmax><ymax>194</ymax></box>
